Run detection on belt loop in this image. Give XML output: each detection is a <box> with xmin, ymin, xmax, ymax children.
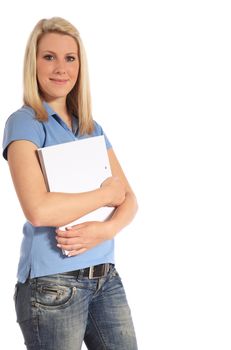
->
<box><xmin>89</xmin><ymin>266</ymin><xmax>94</xmax><ymax>279</ymax></box>
<box><xmin>104</xmin><ymin>263</ymin><xmax>109</xmax><ymax>275</ymax></box>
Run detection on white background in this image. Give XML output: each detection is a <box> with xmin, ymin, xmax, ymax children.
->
<box><xmin>0</xmin><ymin>1</ymin><xmax>230</xmax><ymax>349</ymax></box>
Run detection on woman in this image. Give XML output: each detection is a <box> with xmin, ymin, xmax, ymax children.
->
<box><xmin>2</xmin><ymin>17</ymin><xmax>138</xmax><ymax>350</ymax></box>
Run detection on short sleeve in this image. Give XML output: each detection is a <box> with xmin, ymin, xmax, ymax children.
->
<box><xmin>92</xmin><ymin>121</ymin><xmax>112</xmax><ymax>149</ymax></box>
<box><xmin>2</xmin><ymin>108</ymin><xmax>45</xmax><ymax>160</ymax></box>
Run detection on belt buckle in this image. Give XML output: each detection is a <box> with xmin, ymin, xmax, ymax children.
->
<box><xmin>88</xmin><ymin>264</ymin><xmax>109</xmax><ymax>279</ymax></box>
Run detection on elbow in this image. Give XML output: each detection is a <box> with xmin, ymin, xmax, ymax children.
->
<box><xmin>126</xmin><ymin>190</ymin><xmax>139</xmax><ymax>215</ymax></box>
<box><xmin>26</xmin><ymin>212</ymin><xmax>44</xmax><ymax>228</ymax></box>
<box><xmin>25</xmin><ymin>206</ymin><xmax>48</xmax><ymax>227</ymax></box>
<box><xmin>134</xmin><ymin>195</ymin><xmax>139</xmax><ymax>215</ymax></box>
<box><xmin>25</xmin><ymin>206</ymin><xmax>73</xmax><ymax>228</ymax></box>
<box><xmin>29</xmin><ymin>218</ymin><xmax>43</xmax><ymax>228</ymax></box>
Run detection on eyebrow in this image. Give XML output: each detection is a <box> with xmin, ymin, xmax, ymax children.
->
<box><xmin>41</xmin><ymin>50</ymin><xmax>78</xmax><ymax>55</ymax></box>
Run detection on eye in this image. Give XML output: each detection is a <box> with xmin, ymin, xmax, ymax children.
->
<box><xmin>43</xmin><ymin>54</ymin><xmax>55</xmax><ymax>61</ymax></box>
<box><xmin>66</xmin><ymin>56</ymin><xmax>76</xmax><ymax>62</ymax></box>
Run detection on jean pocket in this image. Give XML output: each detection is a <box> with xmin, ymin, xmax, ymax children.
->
<box><xmin>15</xmin><ymin>281</ymin><xmax>33</xmax><ymax>323</ymax></box>
<box><xmin>35</xmin><ymin>283</ymin><xmax>77</xmax><ymax>309</ymax></box>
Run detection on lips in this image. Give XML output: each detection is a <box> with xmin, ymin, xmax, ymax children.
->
<box><xmin>50</xmin><ymin>78</ymin><xmax>69</xmax><ymax>84</ymax></box>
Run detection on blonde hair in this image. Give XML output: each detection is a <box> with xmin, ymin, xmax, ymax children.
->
<box><xmin>23</xmin><ymin>17</ymin><xmax>94</xmax><ymax>134</ymax></box>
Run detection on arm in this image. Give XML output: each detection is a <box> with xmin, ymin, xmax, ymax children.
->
<box><xmin>56</xmin><ymin>148</ymin><xmax>138</xmax><ymax>255</ymax></box>
<box><xmin>7</xmin><ymin>140</ymin><xmax>125</xmax><ymax>227</ymax></box>
<box><xmin>102</xmin><ymin>148</ymin><xmax>138</xmax><ymax>237</ymax></box>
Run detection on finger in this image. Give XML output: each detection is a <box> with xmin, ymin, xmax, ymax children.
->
<box><xmin>67</xmin><ymin>248</ymin><xmax>87</xmax><ymax>257</ymax></box>
<box><xmin>56</xmin><ymin>236</ymin><xmax>82</xmax><ymax>245</ymax></box>
<box><xmin>57</xmin><ymin>243</ymin><xmax>83</xmax><ymax>251</ymax></box>
<box><xmin>55</xmin><ymin>229</ymin><xmax>80</xmax><ymax>238</ymax></box>
<box><xmin>66</xmin><ymin>224</ymin><xmax>86</xmax><ymax>231</ymax></box>
<box><xmin>55</xmin><ymin>226</ymin><xmax>76</xmax><ymax>234</ymax></box>
<box><xmin>70</xmin><ymin>222</ymin><xmax>91</xmax><ymax>230</ymax></box>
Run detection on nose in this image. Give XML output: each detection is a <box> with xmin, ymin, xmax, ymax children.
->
<box><xmin>53</xmin><ymin>60</ymin><xmax>66</xmax><ymax>75</ymax></box>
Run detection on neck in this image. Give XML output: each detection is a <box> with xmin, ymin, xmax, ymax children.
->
<box><xmin>46</xmin><ymin>97</ymin><xmax>68</xmax><ymax>116</ymax></box>
<box><xmin>45</xmin><ymin>98</ymin><xmax>72</xmax><ymax>129</ymax></box>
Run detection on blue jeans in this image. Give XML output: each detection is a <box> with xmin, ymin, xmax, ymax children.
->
<box><xmin>14</xmin><ymin>265</ymin><xmax>138</xmax><ymax>349</ymax></box>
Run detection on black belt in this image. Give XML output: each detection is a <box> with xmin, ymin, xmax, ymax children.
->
<box><xmin>63</xmin><ymin>263</ymin><xmax>113</xmax><ymax>279</ymax></box>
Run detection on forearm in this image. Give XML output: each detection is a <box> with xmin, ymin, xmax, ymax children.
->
<box><xmin>7</xmin><ymin>141</ymin><xmax>129</xmax><ymax>229</ymax></box>
<box><xmin>105</xmin><ymin>191</ymin><xmax>138</xmax><ymax>238</ymax></box>
<box><xmin>29</xmin><ymin>188</ymin><xmax>109</xmax><ymax>227</ymax></box>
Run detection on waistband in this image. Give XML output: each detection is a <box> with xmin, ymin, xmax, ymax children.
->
<box><xmin>61</xmin><ymin>263</ymin><xmax>114</xmax><ymax>279</ymax></box>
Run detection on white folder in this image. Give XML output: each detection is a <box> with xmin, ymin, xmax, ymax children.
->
<box><xmin>37</xmin><ymin>135</ymin><xmax>115</xmax><ymax>253</ymax></box>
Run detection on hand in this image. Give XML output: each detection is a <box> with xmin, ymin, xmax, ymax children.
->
<box><xmin>101</xmin><ymin>176</ymin><xmax>126</xmax><ymax>207</ymax></box>
<box><xmin>55</xmin><ymin>221</ymin><xmax>111</xmax><ymax>257</ymax></box>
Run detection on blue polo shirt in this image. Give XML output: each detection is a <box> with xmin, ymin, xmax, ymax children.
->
<box><xmin>2</xmin><ymin>102</ymin><xmax>114</xmax><ymax>283</ymax></box>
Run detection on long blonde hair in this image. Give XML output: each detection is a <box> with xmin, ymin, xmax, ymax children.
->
<box><xmin>23</xmin><ymin>17</ymin><xmax>94</xmax><ymax>134</ymax></box>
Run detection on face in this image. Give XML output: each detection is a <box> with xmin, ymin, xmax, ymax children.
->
<box><xmin>36</xmin><ymin>32</ymin><xmax>79</xmax><ymax>103</ymax></box>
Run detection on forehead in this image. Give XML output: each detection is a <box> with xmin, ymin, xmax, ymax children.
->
<box><xmin>37</xmin><ymin>32</ymin><xmax>78</xmax><ymax>53</ymax></box>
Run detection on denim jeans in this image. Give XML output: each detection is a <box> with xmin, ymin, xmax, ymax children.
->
<box><xmin>14</xmin><ymin>265</ymin><xmax>138</xmax><ymax>350</ymax></box>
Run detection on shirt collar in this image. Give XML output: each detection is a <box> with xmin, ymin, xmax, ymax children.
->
<box><xmin>42</xmin><ymin>101</ymin><xmax>79</xmax><ymax>135</ymax></box>
<box><xmin>43</xmin><ymin>101</ymin><xmax>57</xmax><ymax>117</ymax></box>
